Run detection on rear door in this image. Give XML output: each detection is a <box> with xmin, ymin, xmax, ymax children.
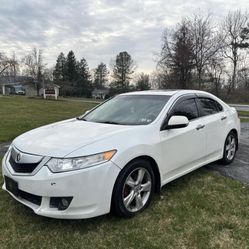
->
<box><xmin>196</xmin><ymin>97</ymin><xmax>226</xmax><ymax>159</ymax></box>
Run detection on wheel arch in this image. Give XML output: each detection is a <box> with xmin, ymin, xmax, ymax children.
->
<box><xmin>133</xmin><ymin>156</ymin><xmax>161</xmax><ymax>193</ymax></box>
<box><xmin>113</xmin><ymin>155</ymin><xmax>161</xmax><ymax>195</ymax></box>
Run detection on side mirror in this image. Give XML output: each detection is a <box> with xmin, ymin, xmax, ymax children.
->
<box><xmin>85</xmin><ymin>110</ymin><xmax>90</xmax><ymax>115</ymax></box>
<box><xmin>165</xmin><ymin>115</ymin><xmax>189</xmax><ymax>130</ymax></box>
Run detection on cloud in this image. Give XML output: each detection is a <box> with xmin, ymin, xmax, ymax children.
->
<box><xmin>0</xmin><ymin>0</ymin><xmax>248</xmax><ymax>72</ymax></box>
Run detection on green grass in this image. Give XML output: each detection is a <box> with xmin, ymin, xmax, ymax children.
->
<box><xmin>60</xmin><ymin>96</ymin><xmax>103</xmax><ymax>103</ymax></box>
<box><xmin>238</xmin><ymin>111</ymin><xmax>249</xmax><ymax>122</ymax></box>
<box><xmin>0</xmin><ymin>96</ymin><xmax>97</xmax><ymax>143</ymax></box>
<box><xmin>238</xmin><ymin>111</ymin><xmax>249</xmax><ymax>117</ymax></box>
<box><xmin>241</xmin><ymin>118</ymin><xmax>249</xmax><ymax>123</ymax></box>
<box><xmin>0</xmin><ymin>159</ymin><xmax>249</xmax><ymax>249</ymax></box>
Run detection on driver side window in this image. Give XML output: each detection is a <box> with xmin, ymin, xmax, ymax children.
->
<box><xmin>170</xmin><ymin>98</ymin><xmax>198</xmax><ymax>121</ymax></box>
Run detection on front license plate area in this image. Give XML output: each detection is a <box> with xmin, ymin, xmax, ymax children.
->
<box><xmin>5</xmin><ymin>176</ymin><xmax>19</xmax><ymax>196</ymax></box>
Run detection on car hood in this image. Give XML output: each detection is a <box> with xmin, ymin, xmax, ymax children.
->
<box><xmin>13</xmin><ymin>119</ymin><xmax>134</xmax><ymax>157</ymax></box>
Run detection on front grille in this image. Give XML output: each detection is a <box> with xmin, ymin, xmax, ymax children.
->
<box><xmin>18</xmin><ymin>189</ymin><xmax>42</xmax><ymax>206</ymax></box>
<box><xmin>9</xmin><ymin>156</ymin><xmax>40</xmax><ymax>173</ymax></box>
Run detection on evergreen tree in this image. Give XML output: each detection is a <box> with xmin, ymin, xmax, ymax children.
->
<box><xmin>94</xmin><ymin>62</ymin><xmax>108</xmax><ymax>89</ymax></box>
<box><xmin>76</xmin><ymin>58</ymin><xmax>92</xmax><ymax>97</ymax></box>
<box><xmin>65</xmin><ymin>50</ymin><xmax>78</xmax><ymax>81</ymax></box>
<box><xmin>111</xmin><ymin>51</ymin><xmax>135</xmax><ymax>93</ymax></box>
<box><xmin>53</xmin><ymin>52</ymin><xmax>66</xmax><ymax>82</ymax></box>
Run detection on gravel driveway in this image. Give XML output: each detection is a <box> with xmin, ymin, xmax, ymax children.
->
<box><xmin>1</xmin><ymin>123</ymin><xmax>249</xmax><ymax>184</ymax></box>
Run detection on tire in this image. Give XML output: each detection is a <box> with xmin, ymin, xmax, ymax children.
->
<box><xmin>220</xmin><ymin>131</ymin><xmax>237</xmax><ymax>164</ymax></box>
<box><xmin>112</xmin><ymin>159</ymin><xmax>155</xmax><ymax>218</ymax></box>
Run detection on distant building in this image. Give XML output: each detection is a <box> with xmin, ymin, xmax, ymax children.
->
<box><xmin>0</xmin><ymin>76</ymin><xmax>60</xmax><ymax>99</ymax></box>
<box><xmin>92</xmin><ymin>88</ymin><xmax>110</xmax><ymax>99</ymax></box>
<box><xmin>0</xmin><ymin>76</ymin><xmax>34</xmax><ymax>96</ymax></box>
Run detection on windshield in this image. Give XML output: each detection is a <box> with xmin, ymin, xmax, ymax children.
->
<box><xmin>82</xmin><ymin>94</ymin><xmax>171</xmax><ymax>125</ymax></box>
<box><xmin>14</xmin><ymin>86</ymin><xmax>24</xmax><ymax>91</ymax></box>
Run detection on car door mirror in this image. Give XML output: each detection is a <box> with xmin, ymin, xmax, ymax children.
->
<box><xmin>85</xmin><ymin>110</ymin><xmax>90</xmax><ymax>115</ymax></box>
<box><xmin>165</xmin><ymin>115</ymin><xmax>189</xmax><ymax>129</ymax></box>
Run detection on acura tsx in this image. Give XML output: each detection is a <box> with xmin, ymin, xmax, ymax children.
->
<box><xmin>2</xmin><ymin>90</ymin><xmax>240</xmax><ymax>219</ymax></box>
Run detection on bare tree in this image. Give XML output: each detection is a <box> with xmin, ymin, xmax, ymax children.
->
<box><xmin>237</xmin><ymin>67</ymin><xmax>249</xmax><ymax>89</ymax></box>
<box><xmin>150</xmin><ymin>71</ymin><xmax>164</xmax><ymax>89</ymax></box>
<box><xmin>135</xmin><ymin>73</ymin><xmax>150</xmax><ymax>90</ymax></box>
<box><xmin>0</xmin><ymin>52</ymin><xmax>19</xmax><ymax>82</ymax></box>
<box><xmin>189</xmin><ymin>13</ymin><xmax>223</xmax><ymax>89</ymax></box>
<box><xmin>0</xmin><ymin>53</ymin><xmax>10</xmax><ymax>76</ymax></box>
<box><xmin>222</xmin><ymin>10</ymin><xmax>249</xmax><ymax>93</ymax></box>
<box><xmin>207</xmin><ymin>56</ymin><xmax>224</xmax><ymax>96</ymax></box>
<box><xmin>158</xmin><ymin>20</ymin><xmax>195</xmax><ymax>89</ymax></box>
<box><xmin>6</xmin><ymin>53</ymin><xmax>19</xmax><ymax>80</ymax></box>
<box><xmin>23</xmin><ymin>48</ymin><xmax>45</xmax><ymax>95</ymax></box>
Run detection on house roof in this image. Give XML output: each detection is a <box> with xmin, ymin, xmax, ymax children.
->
<box><xmin>0</xmin><ymin>76</ymin><xmax>32</xmax><ymax>84</ymax></box>
<box><xmin>92</xmin><ymin>88</ymin><xmax>110</xmax><ymax>94</ymax></box>
<box><xmin>42</xmin><ymin>83</ymin><xmax>60</xmax><ymax>89</ymax></box>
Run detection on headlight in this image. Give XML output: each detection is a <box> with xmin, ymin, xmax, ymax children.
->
<box><xmin>46</xmin><ymin>150</ymin><xmax>117</xmax><ymax>173</ymax></box>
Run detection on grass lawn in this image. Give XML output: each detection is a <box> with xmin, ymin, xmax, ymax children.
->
<box><xmin>238</xmin><ymin>111</ymin><xmax>249</xmax><ymax>122</ymax></box>
<box><xmin>0</xmin><ymin>95</ymin><xmax>249</xmax><ymax>248</ymax></box>
<box><xmin>0</xmin><ymin>96</ymin><xmax>98</xmax><ymax>143</ymax></box>
<box><xmin>241</xmin><ymin>118</ymin><xmax>249</xmax><ymax>123</ymax></box>
<box><xmin>238</xmin><ymin>111</ymin><xmax>249</xmax><ymax>117</ymax></box>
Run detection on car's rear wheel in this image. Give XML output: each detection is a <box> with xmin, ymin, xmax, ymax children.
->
<box><xmin>221</xmin><ymin>131</ymin><xmax>237</xmax><ymax>164</ymax></box>
<box><xmin>112</xmin><ymin>159</ymin><xmax>155</xmax><ymax>217</ymax></box>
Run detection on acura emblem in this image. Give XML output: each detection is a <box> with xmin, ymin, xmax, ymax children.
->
<box><xmin>16</xmin><ymin>153</ymin><xmax>21</xmax><ymax>162</ymax></box>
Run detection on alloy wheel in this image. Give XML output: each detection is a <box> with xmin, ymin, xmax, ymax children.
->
<box><xmin>225</xmin><ymin>134</ymin><xmax>236</xmax><ymax>161</ymax></box>
<box><xmin>122</xmin><ymin>167</ymin><xmax>152</xmax><ymax>213</ymax></box>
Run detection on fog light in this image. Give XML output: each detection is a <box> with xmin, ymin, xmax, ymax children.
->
<box><xmin>61</xmin><ymin>198</ymin><xmax>69</xmax><ymax>207</ymax></box>
<box><xmin>50</xmin><ymin>197</ymin><xmax>73</xmax><ymax>211</ymax></box>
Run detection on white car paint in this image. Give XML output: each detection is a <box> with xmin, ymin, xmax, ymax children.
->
<box><xmin>2</xmin><ymin>90</ymin><xmax>240</xmax><ymax>219</ymax></box>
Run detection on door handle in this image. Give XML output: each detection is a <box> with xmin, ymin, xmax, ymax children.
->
<box><xmin>196</xmin><ymin>124</ymin><xmax>205</xmax><ymax>130</ymax></box>
<box><xmin>221</xmin><ymin>116</ymin><xmax>227</xmax><ymax>121</ymax></box>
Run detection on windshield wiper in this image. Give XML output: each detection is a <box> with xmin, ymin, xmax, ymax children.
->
<box><xmin>76</xmin><ymin>116</ymin><xmax>87</xmax><ymax>121</ymax></box>
<box><xmin>76</xmin><ymin>118</ymin><xmax>122</xmax><ymax>124</ymax></box>
<box><xmin>97</xmin><ymin>121</ymin><xmax>122</xmax><ymax>125</ymax></box>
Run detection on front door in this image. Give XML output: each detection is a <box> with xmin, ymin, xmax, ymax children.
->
<box><xmin>159</xmin><ymin>97</ymin><xmax>206</xmax><ymax>181</ymax></box>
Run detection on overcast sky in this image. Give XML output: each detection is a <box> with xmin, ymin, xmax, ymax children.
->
<box><xmin>0</xmin><ymin>0</ymin><xmax>248</xmax><ymax>72</ymax></box>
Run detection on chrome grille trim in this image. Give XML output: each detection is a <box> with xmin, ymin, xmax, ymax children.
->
<box><xmin>6</xmin><ymin>146</ymin><xmax>50</xmax><ymax>176</ymax></box>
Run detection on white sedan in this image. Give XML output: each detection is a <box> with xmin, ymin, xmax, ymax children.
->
<box><xmin>2</xmin><ymin>90</ymin><xmax>240</xmax><ymax>219</ymax></box>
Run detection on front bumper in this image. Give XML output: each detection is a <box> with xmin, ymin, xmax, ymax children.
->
<box><xmin>2</xmin><ymin>151</ymin><xmax>120</xmax><ymax>219</ymax></box>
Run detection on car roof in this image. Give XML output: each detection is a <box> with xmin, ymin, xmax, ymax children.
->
<box><xmin>120</xmin><ymin>89</ymin><xmax>211</xmax><ymax>97</ymax></box>
<box><xmin>120</xmin><ymin>90</ymin><xmax>178</xmax><ymax>96</ymax></box>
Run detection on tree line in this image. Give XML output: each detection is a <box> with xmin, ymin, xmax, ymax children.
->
<box><xmin>0</xmin><ymin>48</ymin><xmax>149</xmax><ymax>97</ymax></box>
<box><xmin>157</xmin><ymin>10</ymin><xmax>249</xmax><ymax>100</ymax></box>
<box><xmin>52</xmin><ymin>50</ymin><xmax>150</xmax><ymax>97</ymax></box>
<box><xmin>0</xmin><ymin>9</ymin><xmax>249</xmax><ymax>100</ymax></box>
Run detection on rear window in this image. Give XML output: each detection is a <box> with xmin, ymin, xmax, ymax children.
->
<box><xmin>198</xmin><ymin>98</ymin><xmax>223</xmax><ymax>116</ymax></box>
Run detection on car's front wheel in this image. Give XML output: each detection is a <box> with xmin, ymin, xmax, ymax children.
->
<box><xmin>112</xmin><ymin>159</ymin><xmax>155</xmax><ymax>217</ymax></box>
<box><xmin>221</xmin><ymin>131</ymin><xmax>237</xmax><ymax>164</ymax></box>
